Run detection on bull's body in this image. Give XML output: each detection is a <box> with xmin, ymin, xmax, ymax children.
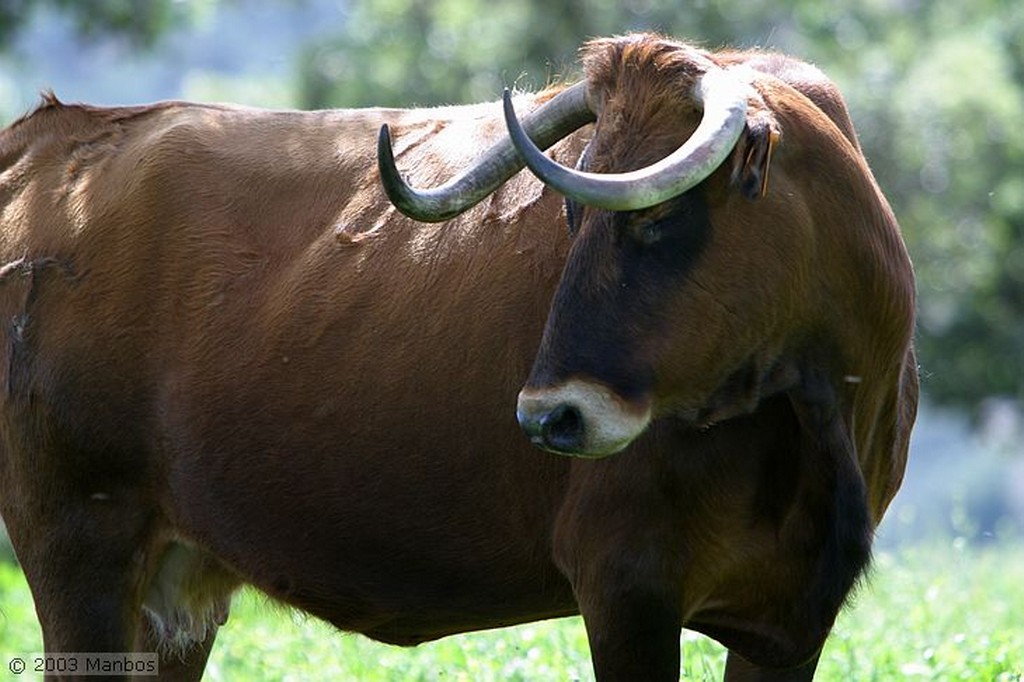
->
<box><xmin>0</xmin><ymin>95</ymin><xmax>583</xmax><ymax>645</ymax></box>
<box><xmin>0</xmin><ymin>35</ymin><xmax>917</xmax><ymax>682</ymax></box>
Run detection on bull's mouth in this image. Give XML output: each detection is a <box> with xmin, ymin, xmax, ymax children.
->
<box><xmin>515</xmin><ymin>379</ymin><xmax>652</xmax><ymax>457</ymax></box>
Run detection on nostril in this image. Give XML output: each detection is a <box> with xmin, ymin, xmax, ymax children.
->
<box><xmin>539</xmin><ymin>403</ymin><xmax>584</xmax><ymax>453</ymax></box>
<box><xmin>518</xmin><ymin>381</ymin><xmax>651</xmax><ymax>457</ymax></box>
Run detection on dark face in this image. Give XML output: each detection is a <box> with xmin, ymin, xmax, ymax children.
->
<box><xmin>516</xmin><ymin>191</ymin><xmax>715</xmax><ymax>456</ymax></box>
<box><xmin>512</xmin><ymin>58</ymin><xmax>805</xmax><ymax>458</ymax></box>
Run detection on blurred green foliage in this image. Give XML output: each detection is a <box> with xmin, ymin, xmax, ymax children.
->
<box><xmin>297</xmin><ymin>0</ymin><xmax>796</xmax><ymax>107</ymax></box>
<box><xmin>3</xmin><ymin>0</ymin><xmax>1023</xmax><ymax>412</ymax></box>
<box><xmin>0</xmin><ymin>0</ymin><xmax>208</xmax><ymax>46</ymax></box>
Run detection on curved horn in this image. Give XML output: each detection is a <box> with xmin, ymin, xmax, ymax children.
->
<box><xmin>503</xmin><ymin>67</ymin><xmax>751</xmax><ymax>211</ymax></box>
<box><xmin>378</xmin><ymin>81</ymin><xmax>595</xmax><ymax>223</ymax></box>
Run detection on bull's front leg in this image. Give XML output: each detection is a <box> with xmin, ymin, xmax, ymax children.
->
<box><xmin>577</xmin><ymin>578</ymin><xmax>684</xmax><ymax>681</ymax></box>
<box><xmin>724</xmin><ymin>650</ymin><xmax>821</xmax><ymax>681</ymax></box>
<box><xmin>553</xmin><ymin>458</ymin><xmax>688</xmax><ymax>682</ymax></box>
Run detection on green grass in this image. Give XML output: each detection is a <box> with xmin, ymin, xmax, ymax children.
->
<box><xmin>1</xmin><ymin>541</ymin><xmax>1021</xmax><ymax>681</ymax></box>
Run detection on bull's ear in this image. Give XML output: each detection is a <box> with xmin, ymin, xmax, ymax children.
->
<box><xmin>729</xmin><ymin>112</ymin><xmax>781</xmax><ymax>200</ymax></box>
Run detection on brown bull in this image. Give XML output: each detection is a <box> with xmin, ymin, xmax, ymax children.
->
<box><xmin>0</xmin><ymin>33</ymin><xmax>915</xmax><ymax>681</ymax></box>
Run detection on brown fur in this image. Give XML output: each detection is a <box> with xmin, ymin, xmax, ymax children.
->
<box><xmin>0</xmin><ymin>34</ymin><xmax>916</xmax><ymax>681</ymax></box>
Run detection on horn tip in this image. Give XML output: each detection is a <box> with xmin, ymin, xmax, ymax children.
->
<box><xmin>377</xmin><ymin>124</ymin><xmax>393</xmax><ymax>156</ymax></box>
<box><xmin>502</xmin><ymin>88</ymin><xmax>515</xmax><ymax>113</ymax></box>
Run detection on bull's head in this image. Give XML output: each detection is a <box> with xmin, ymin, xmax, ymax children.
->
<box><xmin>378</xmin><ymin>37</ymin><xmax>835</xmax><ymax>458</ymax></box>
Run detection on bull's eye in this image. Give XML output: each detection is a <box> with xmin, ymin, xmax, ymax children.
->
<box><xmin>633</xmin><ymin>220</ymin><xmax>665</xmax><ymax>246</ymax></box>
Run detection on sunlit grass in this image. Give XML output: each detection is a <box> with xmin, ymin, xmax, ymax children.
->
<box><xmin>820</xmin><ymin>540</ymin><xmax>1024</xmax><ymax>681</ymax></box>
<box><xmin>1</xmin><ymin>540</ymin><xmax>1021</xmax><ymax>680</ymax></box>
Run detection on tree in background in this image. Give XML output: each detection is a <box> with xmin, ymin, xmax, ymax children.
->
<box><xmin>0</xmin><ymin>0</ymin><xmax>202</xmax><ymax>46</ymax></box>
<box><xmin>297</xmin><ymin>1</ymin><xmax>798</xmax><ymax>108</ymax></box>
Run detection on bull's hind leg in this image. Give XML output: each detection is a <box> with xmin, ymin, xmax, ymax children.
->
<box><xmin>1</xmin><ymin>448</ymin><xmax>228</xmax><ymax>682</ymax></box>
<box><xmin>2</xmin><ymin>489</ymin><xmax>154</xmax><ymax>677</ymax></box>
<box><xmin>9</xmin><ymin>504</ymin><xmax>232</xmax><ymax>681</ymax></box>
<box><xmin>724</xmin><ymin>650</ymin><xmax>821</xmax><ymax>681</ymax></box>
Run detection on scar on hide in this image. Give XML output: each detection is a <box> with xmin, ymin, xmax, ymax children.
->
<box><xmin>0</xmin><ymin>256</ymin><xmax>82</xmax><ymax>394</ymax></box>
<box><xmin>0</xmin><ymin>256</ymin><xmax>81</xmax><ymax>330</ymax></box>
